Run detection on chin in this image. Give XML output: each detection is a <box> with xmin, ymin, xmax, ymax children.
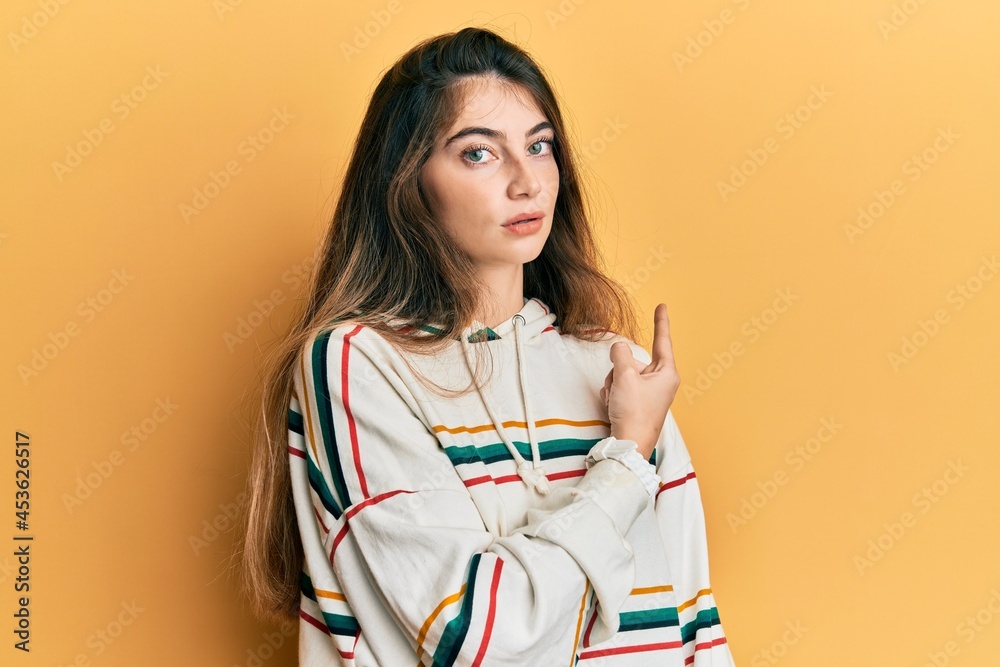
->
<box><xmin>517</xmin><ymin>243</ymin><xmax>548</xmax><ymax>266</ymax></box>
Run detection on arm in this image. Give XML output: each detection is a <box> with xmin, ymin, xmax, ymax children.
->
<box><xmin>288</xmin><ymin>325</ymin><xmax>653</xmax><ymax>665</ymax></box>
<box><xmin>608</xmin><ymin>338</ymin><xmax>733</xmax><ymax>663</ymax></box>
<box><xmin>651</xmin><ymin>411</ymin><xmax>733</xmax><ymax>664</ymax></box>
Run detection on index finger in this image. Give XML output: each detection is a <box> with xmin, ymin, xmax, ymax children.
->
<box><xmin>649</xmin><ymin>303</ymin><xmax>675</xmax><ymax>369</ymax></box>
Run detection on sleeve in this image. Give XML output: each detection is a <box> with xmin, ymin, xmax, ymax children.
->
<box><xmin>287</xmin><ymin>325</ymin><xmax>655</xmax><ymax>666</ymax></box>
<box><xmin>627</xmin><ymin>343</ymin><xmax>735</xmax><ymax>663</ymax></box>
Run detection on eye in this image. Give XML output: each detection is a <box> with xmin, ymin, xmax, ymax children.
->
<box><xmin>461</xmin><ymin>144</ymin><xmax>496</xmax><ymax>166</ymax></box>
<box><xmin>460</xmin><ymin>136</ymin><xmax>557</xmax><ymax>167</ymax></box>
<box><xmin>528</xmin><ymin>137</ymin><xmax>556</xmax><ymax>156</ymax></box>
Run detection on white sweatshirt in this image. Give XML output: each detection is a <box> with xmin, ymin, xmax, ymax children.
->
<box><xmin>287</xmin><ymin>296</ymin><xmax>735</xmax><ymax>666</ymax></box>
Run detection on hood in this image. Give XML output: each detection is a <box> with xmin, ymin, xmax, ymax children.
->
<box><xmin>458</xmin><ymin>296</ymin><xmax>557</xmax><ymax>344</ymax></box>
<box><xmin>372</xmin><ymin>297</ymin><xmax>556</xmax><ymax>344</ymax></box>
<box><xmin>458</xmin><ymin>297</ymin><xmax>559</xmax><ymax>495</ymax></box>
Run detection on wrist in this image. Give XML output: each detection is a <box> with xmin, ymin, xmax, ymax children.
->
<box><xmin>609</xmin><ymin>430</ymin><xmax>654</xmax><ymax>459</ymax></box>
<box><xmin>585</xmin><ymin>436</ymin><xmax>661</xmax><ymax>497</ymax></box>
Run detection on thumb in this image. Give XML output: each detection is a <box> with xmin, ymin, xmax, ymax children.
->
<box><xmin>609</xmin><ymin>341</ymin><xmax>634</xmax><ymax>371</ymax></box>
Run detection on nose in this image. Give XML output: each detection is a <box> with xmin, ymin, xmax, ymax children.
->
<box><xmin>506</xmin><ymin>153</ymin><xmax>542</xmax><ymax>199</ymax></box>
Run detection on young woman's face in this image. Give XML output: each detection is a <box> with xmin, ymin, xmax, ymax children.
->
<box><xmin>420</xmin><ymin>77</ymin><xmax>559</xmax><ymax>274</ymax></box>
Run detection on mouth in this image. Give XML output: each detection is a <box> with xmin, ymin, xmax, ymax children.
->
<box><xmin>503</xmin><ymin>211</ymin><xmax>545</xmax><ymax>227</ymax></box>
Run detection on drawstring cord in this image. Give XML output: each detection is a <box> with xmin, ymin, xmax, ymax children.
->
<box><xmin>460</xmin><ymin>313</ymin><xmax>550</xmax><ymax>495</ymax></box>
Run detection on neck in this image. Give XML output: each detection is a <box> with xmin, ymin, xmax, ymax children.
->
<box><xmin>473</xmin><ymin>263</ymin><xmax>525</xmax><ymax>328</ymax></box>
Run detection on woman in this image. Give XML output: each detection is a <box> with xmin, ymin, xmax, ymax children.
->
<box><xmin>239</xmin><ymin>27</ymin><xmax>735</xmax><ymax>666</ymax></box>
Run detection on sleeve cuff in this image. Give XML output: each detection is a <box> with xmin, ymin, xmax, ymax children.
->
<box><xmin>585</xmin><ymin>437</ymin><xmax>662</xmax><ymax>497</ymax></box>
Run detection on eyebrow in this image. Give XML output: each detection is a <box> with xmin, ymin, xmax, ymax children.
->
<box><xmin>443</xmin><ymin>121</ymin><xmax>554</xmax><ymax>148</ymax></box>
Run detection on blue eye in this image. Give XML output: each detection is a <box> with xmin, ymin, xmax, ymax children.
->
<box><xmin>463</xmin><ymin>145</ymin><xmax>492</xmax><ymax>164</ymax></box>
<box><xmin>460</xmin><ymin>136</ymin><xmax>557</xmax><ymax>167</ymax></box>
<box><xmin>528</xmin><ymin>138</ymin><xmax>555</xmax><ymax>156</ymax></box>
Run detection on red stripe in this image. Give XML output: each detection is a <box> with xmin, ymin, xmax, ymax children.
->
<box><xmin>300</xmin><ymin>609</ymin><xmax>330</xmax><ymax>635</ymax></box>
<box><xmin>345</xmin><ymin>488</ymin><xmax>414</xmax><ymax>519</ymax></box>
<box><xmin>330</xmin><ymin>523</ymin><xmax>351</xmax><ymax>565</ymax></box>
<box><xmin>464</xmin><ymin>468</ymin><xmax>586</xmax><ymax>488</ymax></box>
<box><xmin>547</xmin><ymin>468</ymin><xmax>586</xmax><ymax>481</ymax></box>
<box><xmin>580</xmin><ymin>640</ymin><xmax>683</xmax><ymax>659</ymax></box>
<box><xmin>313</xmin><ymin>504</ymin><xmax>329</xmax><ymax>534</ymax></box>
<box><xmin>329</xmin><ymin>488</ymin><xmax>416</xmax><ymax>561</ymax></box>
<box><xmin>342</xmin><ymin>326</ymin><xmax>370</xmax><ymax>499</ymax></box>
<box><xmin>471</xmin><ymin>560</ymin><xmax>503</xmax><ymax>666</ymax></box>
<box><xmin>655</xmin><ymin>471</ymin><xmax>696</xmax><ymax>501</ymax></box>
<box><xmin>464</xmin><ymin>474</ymin><xmax>495</xmax><ymax>488</ymax></box>
<box><xmin>300</xmin><ymin>609</ymin><xmax>361</xmax><ymax>659</ymax></box>
<box><xmin>581</xmin><ymin>603</ymin><xmax>599</xmax><ymax>647</ymax></box>
<box><xmin>684</xmin><ymin>636</ymin><xmax>728</xmax><ymax>664</ymax></box>
<box><xmin>288</xmin><ymin>445</ymin><xmax>306</xmax><ymax>459</ymax></box>
<box><xmin>338</xmin><ymin>628</ymin><xmax>361</xmax><ymax>660</ymax></box>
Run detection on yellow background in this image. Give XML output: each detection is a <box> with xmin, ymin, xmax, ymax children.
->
<box><xmin>2</xmin><ymin>0</ymin><xmax>998</xmax><ymax>665</ymax></box>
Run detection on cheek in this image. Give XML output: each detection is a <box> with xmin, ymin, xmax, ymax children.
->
<box><xmin>420</xmin><ymin>170</ymin><xmax>444</xmax><ymax>214</ymax></box>
<box><xmin>425</xmin><ymin>171</ymin><xmax>465</xmax><ymax>218</ymax></box>
<box><xmin>541</xmin><ymin>164</ymin><xmax>560</xmax><ymax>194</ymax></box>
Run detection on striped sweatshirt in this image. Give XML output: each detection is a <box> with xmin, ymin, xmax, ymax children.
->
<box><xmin>287</xmin><ymin>296</ymin><xmax>735</xmax><ymax>666</ymax></box>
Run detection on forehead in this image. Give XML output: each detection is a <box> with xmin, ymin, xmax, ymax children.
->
<box><xmin>448</xmin><ymin>75</ymin><xmax>546</xmax><ymax>126</ymax></box>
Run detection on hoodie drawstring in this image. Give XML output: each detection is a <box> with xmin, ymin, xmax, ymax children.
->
<box><xmin>460</xmin><ymin>313</ymin><xmax>550</xmax><ymax>495</ymax></box>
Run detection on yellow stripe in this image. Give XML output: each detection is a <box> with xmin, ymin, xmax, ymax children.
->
<box><xmin>677</xmin><ymin>588</ymin><xmax>712</xmax><ymax>613</ymax></box>
<box><xmin>432</xmin><ymin>417</ymin><xmax>610</xmax><ymax>435</ymax></box>
<box><xmin>415</xmin><ymin>584</ymin><xmax>466</xmax><ymax>660</ymax></box>
<box><xmin>298</xmin><ymin>353</ymin><xmax>322</xmax><ymax>466</ymax></box>
<box><xmin>568</xmin><ymin>581</ymin><xmax>590</xmax><ymax>667</ymax></box>
<box><xmin>313</xmin><ymin>588</ymin><xmax>348</xmax><ymax>602</ymax></box>
<box><xmin>631</xmin><ymin>584</ymin><xmax>674</xmax><ymax>595</ymax></box>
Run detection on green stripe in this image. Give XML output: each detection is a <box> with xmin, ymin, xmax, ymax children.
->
<box><xmin>288</xmin><ymin>408</ymin><xmax>304</xmax><ymax>434</ymax></box>
<box><xmin>444</xmin><ymin>437</ymin><xmax>600</xmax><ymax>466</ymax></box>
<box><xmin>290</xmin><ymin>406</ymin><xmax>342</xmax><ymax>518</ymax></box>
<box><xmin>300</xmin><ymin>570</ymin><xmax>317</xmax><ymax>601</ymax></box>
<box><xmin>310</xmin><ymin>330</ymin><xmax>353</xmax><ymax>509</ymax></box>
<box><xmin>680</xmin><ymin>606</ymin><xmax>721</xmax><ymax>644</ymax></box>
<box><xmin>618</xmin><ymin>606</ymin><xmax>680</xmax><ymax>632</ymax></box>
<box><xmin>431</xmin><ymin>554</ymin><xmax>481</xmax><ymax>666</ymax></box>
<box><xmin>321</xmin><ymin>611</ymin><xmax>360</xmax><ymax>637</ymax></box>
<box><xmin>301</xmin><ymin>571</ymin><xmax>359</xmax><ymax>637</ymax></box>
<box><xmin>307</xmin><ymin>454</ymin><xmax>342</xmax><ymax>519</ymax></box>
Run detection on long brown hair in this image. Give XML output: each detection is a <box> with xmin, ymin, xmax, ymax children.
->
<box><xmin>236</xmin><ymin>26</ymin><xmax>640</xmax><ymax>623</ymax></box>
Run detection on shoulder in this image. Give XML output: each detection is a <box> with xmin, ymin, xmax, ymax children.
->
<box><xmin>546</xmin><ymin>329</ymin><xmax>650</xmax><ymax>388</ymax></box>
<box><xmin>301</xmin><ymin>318</ymin><xmax>398</xmax><ymax>360</ymax></box>
<box><xmin>561</xmin><ymin>328</ymin><xmax>651</xmax><ymax>365</ymax></box>
<box><xmin>293</xmin><ymin>319</ymin><xmax>403</xmax><ymax>388</ymax></box>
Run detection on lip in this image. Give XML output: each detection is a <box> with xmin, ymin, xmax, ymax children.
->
<box><xmin>502</xmin><ymin>217</ymin><xmax>543</xmax><ymax>236</ymax></box>
<box><xmin>503</xmin><ymin>210</ymin><xmax>545</xmax><ymax>227</ymax></box>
